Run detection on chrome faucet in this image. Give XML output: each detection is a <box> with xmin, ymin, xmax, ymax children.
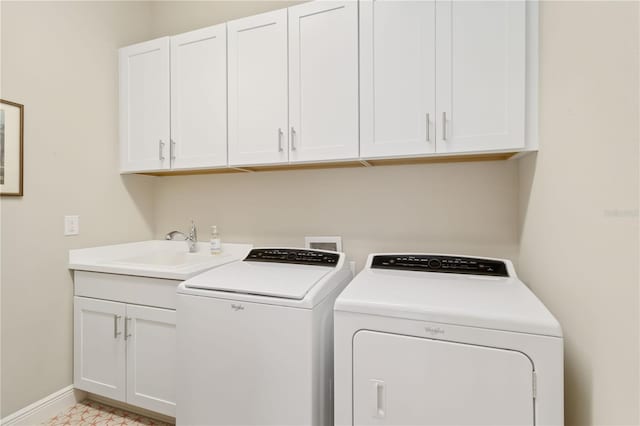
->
<box><xmin>165</xmin><ymin>230</ymin><xmax>187</xmax><ymax>241</ymax></box>
<box><xmin>186</xmin><ymin>220</ymin><xmax>198</xmax><ymax>253</ymax></box>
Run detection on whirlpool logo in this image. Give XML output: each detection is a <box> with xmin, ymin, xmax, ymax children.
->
<box><xmin>424</xmin><ymin>326</ymin><xmax>445</xmax><ymax>336</ymax></box>
<box><xmin>231</xmin><ymin>304</ymin><xmax>245</xmax><ymax>311</ymax></box>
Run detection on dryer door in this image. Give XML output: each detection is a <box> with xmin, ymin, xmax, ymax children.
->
<box><xmin>353</xmin><ymin>330</ymin><xmax>534</xmax><ymax>425</ymax></box>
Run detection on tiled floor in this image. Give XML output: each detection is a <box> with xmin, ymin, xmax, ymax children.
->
<box><xmin>45</xmin><ymin>400</ymin><xmax>173</xmax><ymax>426</ymax></box>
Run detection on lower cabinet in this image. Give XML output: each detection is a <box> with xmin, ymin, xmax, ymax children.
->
<box><xmin>73</xmin><ymin>298</ymin><xmax>126</xmax><ymax>400</ymax></box>
<box><xmin>74</xmin><ymin>296</ymin><xmax>177</xmax><ymax>417</ymax></box>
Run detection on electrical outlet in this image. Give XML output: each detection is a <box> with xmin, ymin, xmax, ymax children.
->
<box><xmin>64</xmin><ymin>215</ymin><xmax>80</xmax><ymax>236</ymax></box>
<box><xmin>304</xmin><ymin>236</ymin><xmax>342</xmax><ymax>252</ymax></box>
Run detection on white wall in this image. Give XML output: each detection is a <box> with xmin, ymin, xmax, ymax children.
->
<box><xmin>1</xmin><ymin>1</ymin><xmax>638</xmax><ymax>425</ymax></box>
<box><xmin>518</xmin><ymin>2</ymin><xmax>639</xmax><ymax>425</ymax></box>
<box><xmin>153</xmin><ymin>161</ymin><xmax>521</xmax><ymax>270</ymax></box>
<box><xmin>148</xmin><ymin>1</ymin><xmax>304</xmax><ymax>39</ymax></box>
<box><xmin>0</xmin><ymin>1</ymin><xmax>156</xmax><ymax>417</ymax></box>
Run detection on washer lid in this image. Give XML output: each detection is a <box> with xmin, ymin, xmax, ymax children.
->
<box><xmin>335</xmin><ymin>267</ymin><xmax>562</xmax><ymax>337</ymax></box>
<box><xmin>183</xmin><ymin>260</ymin><xmax>332</xmax><ymax>300</ymax></box>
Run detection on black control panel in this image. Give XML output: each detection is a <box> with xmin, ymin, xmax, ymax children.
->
<box><xmin>244</xmin><ymin>248</ymin><xmax>339</xmax><ymax>267</ymax></box>
<box><xmin>371</xmin><ymin>255</ymin><xmax>508</xmax><ymax>277</ymax></box>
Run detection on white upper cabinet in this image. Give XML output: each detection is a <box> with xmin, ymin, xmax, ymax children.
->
<box><xmin>288</xmin><ymin>1</ymin><xmax>359</xmax><ymax>163</ymax></box>
<box><xmin>435</xmin><ymin>1</ymin><xmax>526</xmax><ymax>153</ymax></box>
<box><xmin>119</xmin><ymin>38</ymin><xmax>170</xmax><ymax>173</ymax></box>
<box><xmin>171</xmin><ymin>25</ymin><xmax>227</xmax><ymax>170</ymax></box>
<box><xmin>120</xmin><ymin>28</ymin><xmax>227</xmax><ymax>173</ymax></box>
<box><xmin>360</xmin><ymin>0</ymin><xmax>437</xmax><ymax>159</ymax></box>
<box><xmin>228</xmin><ymin>10</ymin><xmax>289</xmax><ymax>166</ymax></box>
<box><xmin>119</xmin><ymin>0</ymin><xmax>535</xmax><ymax>173</ymax></box>
<box><xmin>360</xmin><ymin>0</ymin><xmax>528</xmax><ymax>158</ymax></box>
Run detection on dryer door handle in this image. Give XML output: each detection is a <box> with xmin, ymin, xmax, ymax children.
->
<box><xmin>371</xmin><ymin>379</ymin><xmax>385</xmax><ymax>418</ymax></box>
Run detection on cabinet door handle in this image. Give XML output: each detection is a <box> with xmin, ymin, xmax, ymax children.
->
<box><xmin>124</xmin><ymin>317</ymin><xmax>132</xmax><ymax>340</ymax></box>
<box><xmin>114</xmin><ymin>315</ymin><xmax>121</xmax><ymax>339</ymax></box>
<box><xmin>290</xmin><ymin>127</ymin><xmax>297</xmax><ymax>151</ymax></box>
<box><xmin>278</xmin><ymin>128</ymin><xmax>284</xmax><ymax>152</ymax></box>
<box><xmin>170</xmin><ymin>139</ymin><xmax>176</xmax><ymax>160</ymax></box>
<box><xmin>426</xmin><ymin>113</ymin><xmax>431</xmax><ymax>142</ymax></box>
<box><xmin>159</xmin><ymin>140</ymin><xmax>165</xmax><ymax>160</ymax></box>
<box><xmin>372</xmin><ymin>380</ymin><xmax>385</xmax><ymax>418</ymax></box>
<box><xmin>442</xmin><ymin>112</ymin><xmax>448</xmax><ymax>141</ymax></box>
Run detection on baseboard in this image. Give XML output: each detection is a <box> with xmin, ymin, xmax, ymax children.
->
<box><xmin>1</xmin><ymin>385</ymin><xmax>86</xmax><ymax>426</ymax></box>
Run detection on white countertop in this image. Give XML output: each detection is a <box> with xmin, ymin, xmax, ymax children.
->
<box><xmin>69</xmin><ymin>240</ymin><xmax>253</xmax><ymax>280</ymax></box>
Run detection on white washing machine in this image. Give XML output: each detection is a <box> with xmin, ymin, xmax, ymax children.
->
<box><xmin>334</xmin><ymin>253</ymin><xmax>563</xmax><ymax>426</ymax></box>
<box><xmin>176</xmin><ymin>248</ymin><xmax>352</xmax><ymax>426</ymax></box>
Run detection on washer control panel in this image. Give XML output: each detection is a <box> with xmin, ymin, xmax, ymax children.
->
<box><xmin>245</xmin><ymin>248</ymin><xmax>339</xmax><ymax>267</ymax></box>
<box><xmin>371</xmin><ymin>255</ymin><xmax>508</xmax><ymax>277</ymax></box>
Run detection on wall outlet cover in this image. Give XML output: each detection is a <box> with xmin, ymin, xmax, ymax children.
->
<box><xmin>64</xmin><ymin>215</ymin><xmax>80</xmax><ymax>236</ymax></box>
<box><xmin>304</xmin><ymin>236</ymin><xmax>342</xmax><ymax>252</ymax></box>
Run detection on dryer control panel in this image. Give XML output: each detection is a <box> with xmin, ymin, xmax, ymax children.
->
<box><xmin>245</xmin><ymin>248</ymin><xmax>339</xmax><ymax>267</ymax></box>
<box><xmin>371</xmin><ymin>255</ymin><xmax>508</xmax><ymax>277</ymax></box>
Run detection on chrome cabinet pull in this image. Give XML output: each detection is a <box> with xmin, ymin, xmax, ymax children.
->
<box><xmin>114</xmin><ymin>315</ymin><xmax>121</xmax><ymax>339</ymax></box>
<box><xmin>290</xmin><ymin>127</ymin><xmax>297</xmax><ymax>150</ymax></box>
<box><xmin>442</xmin><ymin>112</ymin><xmax>448</xmax><ymax>141</ymax></box>
<box><xmin>170</xmin><ymin>139</ymin><xmax>176</xmax><ymax>160</ymax></box>
<box><xmin>159</xmin><ymin>140</ymin><xmax>165</xmax><ymax>160</ymax></box>
<box><xmin>278</xmin><ymin>128</ymin><xmax>284</xmax><ymax>152</ymax></box>
<box><xmin>426</xmin><ymin>113</ymin><xmax>430</xmax><ymax>142</ymax></box>
<box><xmin>125</xmin><ymin>317</ymin><xmax>132</xmax><ymax>340</ymax></box>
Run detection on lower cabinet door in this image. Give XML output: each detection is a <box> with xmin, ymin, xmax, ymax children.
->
<box><xmin>353</xmin><ymin>330</ymin><xmax>534</xmax><ymax>426</ymax></box>
<box><xmin>125</xmin><ymin>304</ymin><xmax>177</xmax><ymax>417</ymax></box>
<box><xmin>74</xmin><ymin>297</ymin><xmax>126</xmax><ymax>401</ymax></box>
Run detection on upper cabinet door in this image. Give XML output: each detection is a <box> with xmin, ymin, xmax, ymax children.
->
<box><xmin>228</xmin><ymin>10</ymin><xmax>289</xmax><ymax>167</ymax></box>
<box><xmin>171</xmin><ymin>25</ymin><xmax>227</xmax><ymax>170</ymax></box>
<box><xmin>360</xmin><ymin>0</ymin><xmax>436</xmax><ymax>159</ymax></box>
<box><xmin>119</xmin><ymin>38</ymin><xmax>170</xmax><ymax>173</ymax></box>
<box><xmin>288</xmin><ymin>1</ymin><xmax>359</xmax><ymax>163</ymax></box>
<box><xmin>435</xmin><ymin>1</ymin><xmax>526</xmax><ymax>153</ymax></box>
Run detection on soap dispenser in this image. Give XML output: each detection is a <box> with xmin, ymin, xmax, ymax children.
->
<box><xmin>210</xmin><ymin>225</ymin><xmax>222</xmax><ymax>255</ymax></box>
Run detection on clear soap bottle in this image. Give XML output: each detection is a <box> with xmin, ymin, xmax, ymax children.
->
<box><xmin>210</xmin><ymin>225</ymin><xmax>222</xmax><ymax>255</ymax></box>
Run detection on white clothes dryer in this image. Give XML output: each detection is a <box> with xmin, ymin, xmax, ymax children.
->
<box><xmin>176</xmin><ymin>248</ymin><xmax>352</xmax><ymax>426</ymax></box>
<box><xmin>334</xmin><ymin>253</ymin><xmax>563</xmax><ymax>426</ymax></box>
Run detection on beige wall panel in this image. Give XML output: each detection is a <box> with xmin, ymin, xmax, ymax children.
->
<box><xmin>0</xmin><ymin>1</ymin><xmax>156</xmax><ymax>417</ymax></box>
<box><xmin>519</xmin><ymin>2</ymin><xmax>640</xmax><ymax>425</ymax></box>
<box><xmin>153</xmin><ymin>161</ymin><xmax>521</xmax><ymax>270</ymax></box>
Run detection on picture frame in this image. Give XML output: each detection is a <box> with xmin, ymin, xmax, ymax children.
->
<box><xmin>0</xmin><ymin>99</ymin><xmax>24</xmax><ymax>196</ymax></box>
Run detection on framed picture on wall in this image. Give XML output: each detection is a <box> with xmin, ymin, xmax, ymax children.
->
<box><xmin>0</xmin><ymin>99</ymin><xmax>24</xmax><ymax>196</ymax></box>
